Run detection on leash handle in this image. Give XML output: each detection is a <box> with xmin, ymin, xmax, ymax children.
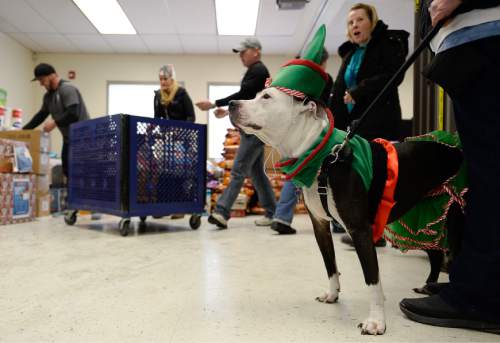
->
<box><xmin>347</xmin><ymin>19</ymin><xmax>446</xmax><ymax>140</ymax></box>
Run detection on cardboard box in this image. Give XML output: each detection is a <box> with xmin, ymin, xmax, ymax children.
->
<box><xmin>0</xmin><ymin>130</ymin><xmax>51</xmax><ymax>174</ymax></box>
<box><xmin>0</xmin><ymin>173</ymin><xmax>36</xmax><ymax>225</ymax></box>
<box><xmin>0</xmin><ymin>138</ymin><xmax>32</xmax><ymax>173</ymax></box>
<box><xmin>0</xmin><ymin>130</ymin><xmax>50</xmax><ymax>152</ymax></box>
<box><xmin>36</xmin><ymin>194</ymin><xmax>51</xmax><ymax>217</ymax></box>
<box><xmin>36</xmin><ymin>174</ymin><xmax>50</xmax><ymax>195</ymax></box>
<box><xmin>264</xmin><ymin>145</ymin><xmax>281</xmax><ymax>171</ymax></box>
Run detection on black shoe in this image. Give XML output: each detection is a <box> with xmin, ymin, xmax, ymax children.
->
<box><xmin>331</xmin><ymin>221</ymin><xmax>346</xmax><ymax>233</ymax></box>
<box><xmin>270</xmin><ymin>221</ymin><xmax>296</xmax><ymax>235</ymax></box>
<box><xmin>400</xmin><ymin>294</ymin><xmax>500</xmax><ymax>334</ymax></box>
<box><xmin>340</xmin><ymin>234</ymin><xmax>386</xmax><ymax>247</ymax></box>
<box><xmin>208</xmin><ymin>213</ymin><xmax>228</xmax><ymax>229</ymax></box>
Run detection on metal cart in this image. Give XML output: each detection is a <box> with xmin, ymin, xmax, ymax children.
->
<box><xmin>64</xmin><ymin>114</ymin><xmax>206</xmax><ymax>236</ymax></box>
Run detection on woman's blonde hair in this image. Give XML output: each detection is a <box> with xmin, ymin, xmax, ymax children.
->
<box><xmin>346</xmin><ymin>3</ymin><xmax>379</xmax><ymax>41</ymax></box>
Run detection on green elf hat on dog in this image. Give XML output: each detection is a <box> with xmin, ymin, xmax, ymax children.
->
<box><xmin>267</xmin><ymin>24</ymin><xmax>328</xmax><ymax>100</ymax></box>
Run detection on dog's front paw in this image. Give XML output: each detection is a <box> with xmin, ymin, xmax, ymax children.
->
<box><xmin>358</xmin><ymin>318</ymin><xmax>386</xmax><ymax>335</ymax></box>
<box><xmin>315</xmin><ymin>291</ymin><xmax>338</xmax><ymax>303</ymax></box>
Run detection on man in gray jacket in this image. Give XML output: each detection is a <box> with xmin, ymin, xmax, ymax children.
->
<box><xmin>24</xmin><ymin>63</ymin><xmax>90</xmax><ymax>178</ymax></box>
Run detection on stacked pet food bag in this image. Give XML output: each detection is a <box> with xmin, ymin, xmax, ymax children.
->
<box><xmin>206</xmin><ymin>128</ymin><xmax>306</xmax><ymax>217</ymax></box>
<box><xmin>0</xmin><ymin>89</ymin><xmax>52</xmax><ymax>224</ymax></box>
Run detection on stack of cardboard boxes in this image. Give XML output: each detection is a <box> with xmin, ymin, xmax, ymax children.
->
<box><xmin>0</xmin><ymin>138</ymin><xmax>36</xmax><ymax>224</ymax></box>
<box><xmin>209</xmin><ymin>129</ymin><xmax>307</xmax><ymax>218</ymax></box>
<box><xmin>0</xmin><ymin>130</ymin><xmax>51</xmax><ymax>219</ymax></box>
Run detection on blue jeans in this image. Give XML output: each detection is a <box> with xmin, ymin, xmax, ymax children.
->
<box><xmin>214</xmin><ymin>132</ymin><xmax>276</xmax><ymax>220</ymax></box>
<box><xmin>273</xmin><ymin>180</ymin><xmax>299</xmax><ymax>226</ymax></box>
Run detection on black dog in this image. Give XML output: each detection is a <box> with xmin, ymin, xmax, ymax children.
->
<box><xmin>228</xmin><ymin>88</ymin><xmax>464</xmax><ymax>334</ymax></box>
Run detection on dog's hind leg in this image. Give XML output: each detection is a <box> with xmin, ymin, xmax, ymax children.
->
<box><xmin>309</xmin><ymin>213</ymin><xmax>340</xmax><ymax>304</ymax></box>
<box><xmin>413</xmin><ymin>250</ymin><xmax>444</xmax><ymax>295</ymax></box>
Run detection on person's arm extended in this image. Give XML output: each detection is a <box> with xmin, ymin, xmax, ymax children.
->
<box><xmin>23</xmin><ymin>108</ymin><xmax>50</xmax><ymax>129</ymax></box>
<box><xmin>54</xmin><ymin>104</ymin><xmax>79</xmax><ymax>127</ymax></box>
<box><xmin>215</xmin><ymin>66</ymin><xmax>267</xmax><ymax>107</ymax></box>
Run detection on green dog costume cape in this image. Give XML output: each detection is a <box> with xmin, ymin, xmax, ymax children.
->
<box><xmin>271</xmin><ymin>25</ymin><xmax>468</xmax><ymax>250</ymax></box>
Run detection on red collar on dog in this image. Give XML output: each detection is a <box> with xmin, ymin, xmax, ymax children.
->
<box><xmin>274</xmin><ymin>108</ymin><xmax>335</xmax><ymax>180</ymax></box>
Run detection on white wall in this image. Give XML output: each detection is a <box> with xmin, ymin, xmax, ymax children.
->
<box><xmin>0</xmin><ymin>32</ymin><xmax>35</xmax><ymax>123</ymax></box>
<box><xmin>31</xmin><ymin>52</ymin><xmax>413</xmax><ymax>155</ymax></box>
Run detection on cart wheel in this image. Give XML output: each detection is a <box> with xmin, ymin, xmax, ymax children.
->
<box><xmin>64</xmin><ymin>210</ymin><xmax>78</xmax><ymax>226</ymax></box>
<box><xmin>189</xmin><ymin>214</ymin><xmax>201</xmax><ymax>230</ymax></box>
<box><xmin>119</xmin><ymin>218</ymin><xmax>131</xmax><ymax>237</ymax></box>
<box><xmin>139</xmin><ymin>216</ymin><xmax>147</xmax><ymax>223</ymax></box>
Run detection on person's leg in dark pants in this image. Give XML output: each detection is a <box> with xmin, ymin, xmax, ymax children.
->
<box><xmin>210</xmin><ymin>132</ymin><xmax>272</xmax><ymax>228</ymax></box>
<box><xmin>400</xmin><ymin>37</ymin><xmax>500</xmax><ymax>331</ymax></box>
<box><xmin>61</xmin><ymin>141</ymin><xmax>69</xmax><ymax>179</ymax></box>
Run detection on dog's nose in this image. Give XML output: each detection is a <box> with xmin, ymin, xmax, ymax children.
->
<box><xmin>228</xmin><ymin>100</ymin><xmax>238</xmax><ymax>112</ymax></box>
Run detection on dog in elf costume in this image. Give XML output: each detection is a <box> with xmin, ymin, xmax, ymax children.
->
<box><xmin>227</xmin><ymin>25</ymin><xmax>467</xmax><ymax>335</ymax></box>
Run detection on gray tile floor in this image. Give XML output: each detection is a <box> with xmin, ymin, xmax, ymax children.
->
<box><xmin>0</xmin><ymin>214</ymin><xmax>497</xmax><ymax>342</ymax></box>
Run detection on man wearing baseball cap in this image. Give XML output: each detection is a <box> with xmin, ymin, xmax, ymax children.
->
<box><xmin>24</xmin><ymin>63</ymin><xmax>90</xmax><ymax>179</ymax></box>
<box><xmin>196</xmin><ymin>37</ymin><xmax>276</xmax><ymax>229</ymax></box>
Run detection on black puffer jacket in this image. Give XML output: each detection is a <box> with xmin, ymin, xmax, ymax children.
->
<box><xmin>154</xmin><ymin>86</ymin><xmax>195</xmax><ymax>122</ymax></box>
<box><xmin>331</xmin><ymin>20</ymin><xmax>409</xmax><ymax>141</ymax></box>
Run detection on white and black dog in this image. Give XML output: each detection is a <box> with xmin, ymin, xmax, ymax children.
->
<box><xmin>227</xmin><ymin>87</ymin><xmax>463</xmax><ymax>335</ymax></box>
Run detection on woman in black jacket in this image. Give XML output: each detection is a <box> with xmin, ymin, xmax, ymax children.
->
<box><xmin>331</xmin><ymin>3</ymin><xmax>408</xmax><ymax>141</ymax></box>
<box><xmin>154</xmin><ymin>64</ymin><xmax>195</xmax><ymax>122</ymax></box>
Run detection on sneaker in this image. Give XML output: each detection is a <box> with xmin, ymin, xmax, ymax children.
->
<box><xmin>271</xmin><ymin>221</ymin><xmax>296</xmax><ymax>235</ymax></box>
<box><xmin>208</xmin><ymin>212</ymin><xmax>228</xmax><ymax>229</ymax></box>
<box><xmin>254</xmin><ymin>216</ymin><xmax>273</xmax><ymax>226</ymax></box>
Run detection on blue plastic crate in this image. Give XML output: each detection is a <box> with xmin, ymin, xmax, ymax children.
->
<box><xmin>68</xmin><ymin>114</ymin><xmax>206</xmax><ymax>218</ymax></box>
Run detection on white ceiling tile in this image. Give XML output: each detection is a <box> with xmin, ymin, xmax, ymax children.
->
<box><xmin>141</xmin><ymin>34</ymin><xmax>183</xmax><ymax>53</ymax></box>
<box><xmin>27</xmin><ymin>33</ymin><xmax>78</xmax><ymax>52</ymax></box>
<box><xmin>65</xmin><ymin>34</ymin><xmax>114</xmax><ymax>53</ymax></box>
<box><xmin>8</xmin><ymin>32</ymin><xmax>44</xmax><ymax>51</ymax></box>
<box><xmin>0</xmin><ymin>15</ymin><xmax>20</xmax><ymax>32</ymax></box>
<box><xmin>0</xmin><ymin>0</ymin><xmax>415</xmax><ymax>55</ymax></box>
<box><xmin>256</xmin><ymin>0</ymin><xmax>304</xmax><ymax>36</ymax></box>
<box><xmin>217</xmin><ymin>35</ymin><xmax>246</xmax><ymax>54</ymax></box>
<box><xmin>257</xmin><ymin>36</ymin><xmax>299</xmax><ymax>55</ymax></box>
<box><xmin>119</xmin><ymin>0</ymin><xmax>176</xmax><ymax>34</ymax></box>
<box><xmin>104</xmin><ymin>35</ymin><xmax>149</xmax><ymax>53</ymax></box>
<box><xmin>181</xmin><ymin>35</ymin><xmax>218</xmax><ymax>54</ymax></box>
<box><xmin>26</xmin><ymin>0</ymin><xmax>97</xmax><ymax>34</ymax></box>
<box><xmin>0</xmin><ymin>0</ymin><xmax>56</xmax><ymax>33</ymax></box>
<box><xmin>168</xmin><ymin>0</ymin><xmax>216</xmax><ymax>35</ymax></box>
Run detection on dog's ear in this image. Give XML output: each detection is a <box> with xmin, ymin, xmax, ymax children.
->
<box><xmin>300</xmin><ymin>100</ymin><xmax>317</xmax><ymax>117</ymax></box>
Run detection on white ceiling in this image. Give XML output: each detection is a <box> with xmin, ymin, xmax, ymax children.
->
<box><xmin>0</xmin><ymin>0</ymin><xmax>415</xmax><ymax>55</ymax></box>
